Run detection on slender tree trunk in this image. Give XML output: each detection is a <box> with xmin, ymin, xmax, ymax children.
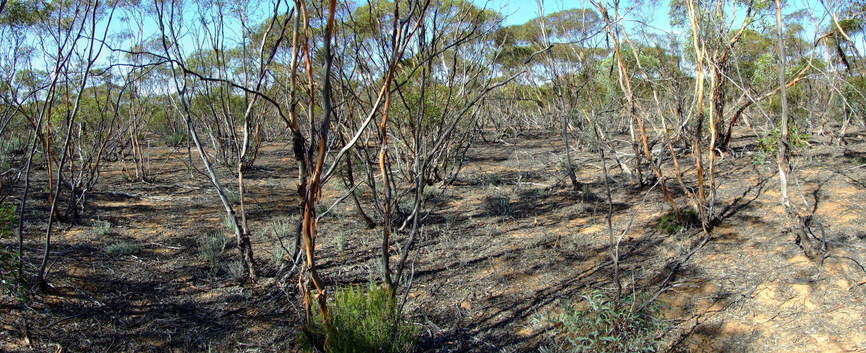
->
<box><xmin>343</xmin><ymin>153</ymin><xmax>376</xmax><ymax>228</ymax></box>
<box><xmin>561</xmin><ymin>112</ymin><xmax>582</xmax><ymax>193</ymax></box>
<box><xmin>773</xmin><ymin>0</ymin><xmax>818</xmax><ymax>258</ymax></box>
<box><xmin>774</xmin><ymin>0</ymin><xmax>791</xmax><ymax>210</ymax></box>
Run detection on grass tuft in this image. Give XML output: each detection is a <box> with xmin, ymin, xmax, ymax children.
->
<box><xmin>299</xmin><ymin>283</ymin><xmax>417</xmax><ymax>353</ymax></box>
<box><xmin>267</xmin><ymin>216</ymin><xmax>295</xmax><ymax>264</ymax></box>
<box><xmin>483</xmin><ymin>187</ymin><xmax>513</xmax><ymax>217</ymax></box>
<box><xmin>105</xmin><ymin>241</ymin><xmax>141</xmax><ymax>256</ymax></box>
<box><xmin>223</xmin><ymin>260</ymin><xmax>246</xmax><ymax>280</ymax></box>
<box><xmin>164</xmin><ymin>132</ymin><xmax>186</xmax><ymax>147</ymax></box>
<box><xmin>538</xmin><ymin>290</ymin><xmax>666</xmax><ymax>353</ymax></box>
<box><xmin>223</xmin><ymin>213</ymin><xmax>236</xmax><ymax>231</ymax></box>
<box><xmin>198</xmin><ymin>232</ymin><xmax>228</xmax><ymax>273</ymax></box>
<box><xmin>848</xmin><ymin>154</ymin><xmax>866</xmax><ymax>166</ymax></box>
<box><xmin>87</xmin><ymin>220</ymin><xmax>112</xmax><ymax>238</ymax></box>
<box><xmin>0</xmin><ymin>203</ymin><xmax>24</xmax><ymax>300</ymax></box>
<box><xmin>335</xmin><ymin>230</ymin><xmax>348</xmax><ymax>252</ymax></box>
<box><xmin>656</xmin><ymin>208</ymin><xmax>700</xmax><ymax>235</ymax></box>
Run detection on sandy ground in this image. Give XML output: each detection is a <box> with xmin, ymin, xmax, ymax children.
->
<box><xmin>2</xmin><ymin>129</ymin><xmax>866</xmax><ymax>352</ymax></box>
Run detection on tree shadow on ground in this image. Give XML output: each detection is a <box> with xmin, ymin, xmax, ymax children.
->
<box><xmin>8</xmin><ymin>234</ymin><xmax>299</xmax><ymax>353</ymax></box>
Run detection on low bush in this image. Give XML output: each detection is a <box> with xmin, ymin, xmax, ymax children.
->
<box><xmin>105</xmin><ymin>241</ymin><xmax>141</xmax><ymax>256</ymax></box>
<box><xmin>483</xmin><ymin>187</ymin><xmax>513</xmax><ymax>217</ymax></box>
<box><xmin>0</xmin><ymin>135</ymin><xmax>26</xmax><ymax>172</ymax></box>
<box><xmin>751</xmin><ymin>150</ymin><xmax>771</xmax><ymax>165</ymax></box>
<box><xmin>845</xmin><ymin>152</ymin><xmax>866</xmax><ymax>166</ymax></box>
<box><xmin>86</xmin><ymin>220</ymin><xmax>112</xmax><ymax>238</ymax></box>
<box><xmin>315</xmin><ymin>202</ymin><xmax>342</xmax><ymax>219</ymax></box>
<box><xmin>335</xmin><ymin>230</ymin><xmax>348</xmax><ymax>252</ymax></box>
<box><xmin>538</xmin><ymin>290</ymin><xmax>665</xmax><ymax>353</ymax></box>
<box><xmin>299</xmin><ymin>283</ymin><xmax>417</xmax><ymax>353</ymax></box>
<box><xmin>223</xmin><ymin>213</ymin><xmax>235</xmax><ymax>231</ymax></box>
<box><xmin>757</xmin><ymin>126</ymin><xmax>810</xmax><ymax>155</ymax></box>
<box><xmin>0</xmin><ymin>135</ymin><xmax>26</xmax><ymax>155</ymax></box>
<box><xmin>223</xmin><ymin>260</ymin><xmax>246</xmax><ymax>280</ymax></box>
<box><xmin>0</xmin><ymin>203</ymin><xmax>23</xmax><ymax>300</ymax></box>
<box><xmin>198</xmin><ymin>232</ymin><xmax>228</xmax><ymax>273</ymax></box>
<box><xmin>656</xmin><ymin>208</ymin><xmax>700</xmax><ymax>235</ymax></box>
<box><xmin>164</xmin><ymin>132</ymin><xmax>186</xmax><ymax>148</ymax></box>
<box><xmin>266</xmin><ymin>216</ymin><xmax>295</xmax><ymax>264</ymax></box>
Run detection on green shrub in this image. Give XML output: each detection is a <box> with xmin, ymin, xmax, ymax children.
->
<box><xmin>848</xmin><ymin>154</ymin><xmax>866</xmax><ymax>166</ymax></box>
<box><xmin>86</xmin><ymin>220</ymin><xmax>112</xmax><ymax>238</ymax></box>
<box><xmin>0</xmin><ymin>204</ymin><xmax>15</xmax><ymax>239</ymax></box>
<box><xmin>483</xmin><ymin>187</ymin><xmax>512</xmax><ymax>217</ymax></box>
<box><xmin>656</xmin><ymin>208</ymin><xmax>700</xmax><ymax>235</ymax></box>
<box><xmin>223</xmin><ymin>260</ymin><xmax>246</xmax><ymax>280</ymax></box>
<box><xmin>164</xmin><ymin>132</ymin><xmax>186</xmax><ymax>147</ymax></box>
<box><xmin>422</xmin><ymin>185</ymin><xmax>441</xmax><ymax>202</ymax></box>
<box><xmin>335</xmin><ymin>230</ymin><xmax>349</xmax><ymax>252</ymax></box>
<box><xmin>299</xmin><ymin>283</ymin><xmax>417</xmax><ymax>353</ymax></box>
<box><xmin>105</xmin><ymin>241</ymin><xmax>141</xmax><ymax>256</ymax></box>
<box><xmin>266</xmin><ymin>216</ymin><xmax>295</xmax><ymax>264</ymax></box>
<box><xmin>757</xmin><ymin>126</ymin><xmax>810</xmax><ymax>155</ymax></box>
<box><xmin>0</xmin><ymin>135</ymin><xmax>26</xmax><ymax>155</ymax></box>
<box><xmin>0</xmin><ymin>203</ymin><xmax>23</xmax><ymax>299</ymax></box>
<box><xmin>267</xmin><ymin>216</ymin><xmax>293</xmax><ymax>238</ymax></box>
<box><xmin>272</xmin><ymin>238</ymin><xmax>289</xmax><ymax>264</ymax></box>
<box><xmin>538</xmin><ymin>290</ymin><xmax>665</xmax><ymax>353</ymax></box>
<box><xmin>228</xmin><ymin>192</ymin><xmax>242</xmax><ymax>207</ymax></box>
<box><xmin>223</xmin><ymin>213</ymin><xmax>236</xmax><ymax>231</ymax></box>
<box><xmin>480</xmin><ymin>173</ymin><xmax>507</xmax><ymax>186</ymax></box>
<box><xmin>751</xmin><ymin>150</ymin><xmax>771</xmax><ymax>166</ymax></box>
<box><xmin>315</xmin><ymin>203</ymin><xmax>339</xmax><ymax>218</ymax></box>
<box><xmin>198</xmin><ymin>232</ymin><xmax>228</xmax><ymax>273</ymax></box>
<box><xmin>0</xmin><ymin>135</ymin><xmax>26</xmax><ymax>171</ymax></box>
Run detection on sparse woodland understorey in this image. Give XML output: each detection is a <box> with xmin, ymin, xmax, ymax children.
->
<box><xmin>1</xmin><ymin>0</ymin><xmax>866</xmax><ymax>352</ymax></box>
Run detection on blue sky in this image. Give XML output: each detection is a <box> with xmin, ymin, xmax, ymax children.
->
<box><xmin>106</xmin><ymin>0</ymin><xmax>828</xmax><ymax>53</ymax></box>
<box><xmin>31</xmin><ymin>0</ymin><xmax>836</xmax><ymax>73</ymax></box>
<box><xmin>471</xmin><ymin>0</ymin><xmax>829</xmax><ymax>40</ymax></box>
<box><xmin>472</xmin><ymin>0</ymin><xmax>674</xmax><ymax>31</ymax></box>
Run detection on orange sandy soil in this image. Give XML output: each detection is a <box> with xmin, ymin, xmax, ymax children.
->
<box><xmin>2</xmin><ymin>129</ymin><xmax>866</xmax><ymax>352</ymax></box>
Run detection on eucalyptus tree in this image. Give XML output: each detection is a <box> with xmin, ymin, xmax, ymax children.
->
<box><xmin>591</xmin><ymin>0</ymin><xmax>683</xmax><ymax>217</ymax></box>
<box><xmin>119</xmin><ymin>48</ymin><xmax>158</xmax><ymax>182</ymax></box>
<box><xmin>0</xmin><ymin>0</ymin><xmax>46</xmax><ymax>295</ymax></box>
<box><xmin>532</xmin><ymin>6</ymin><xmax>604</xmax><ymax>193</ymax></box>
<box><xmin>61</xmin><ymin>74</ymin><xmax>129</xmax><ymax>219</ymax></box>
<box><xmin>812</xmin><ymin>0</ymin><xmax>866</xmax><ymax>143</ymax></box>
<box><xmin>0</xmin><ymin>0</ymin><xmax>123</xmax><ymax>287</ymax></box>
<box><xmin>182</xmin><ymin>0</ymin><xmax>276</xmax><ymax>171</ymax></box>
<box><xmin>0</xmin><ymin>1</ymin><xmax>34</xmax><ymax>199</ymax></box>
<box><xmin>360</xmin><ymin>0</ymin><xmax>524</xmax><ymax>290</ymax></box>
<box><xmin>139</xmin><ymin>0</ymin><xmax>302</xmax><ymax>281</ymax></box>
